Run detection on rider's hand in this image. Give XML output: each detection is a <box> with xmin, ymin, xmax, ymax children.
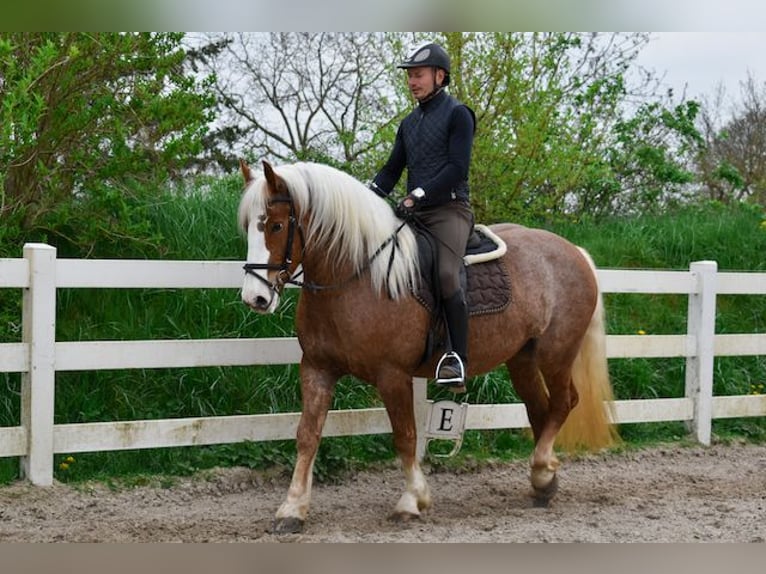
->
<box><xmin>394</xmin><ymin>188</ymin><xmax>425</xmax><ymax>219</ymax></box>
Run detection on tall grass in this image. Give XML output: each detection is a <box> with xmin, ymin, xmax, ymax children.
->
<box><xmin>556</xmin><ymin>202</ymin><xmax>766</xmax><ymax>444</ymax></box>
<box><xmin>1</xmin><ymin>185</ymin><xmax>764</xmax><ymax>484</ymax></box>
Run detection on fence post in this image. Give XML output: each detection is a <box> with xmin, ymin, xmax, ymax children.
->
<box><xmin>413</xmin><ymin>377</ymin><xmax>429</xmax><ymax>461</ymax></box>
<box><xmin>684</xmin><ymin>260</ymin><xmax>717</xmax><ymax>445</ymax></box>
<box><xmin>20</xmin><ymin>243</ymin><xmax>57</xmax><ymax>485</ymax></box>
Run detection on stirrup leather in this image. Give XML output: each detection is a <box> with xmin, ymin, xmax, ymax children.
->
<box><xmin>435</xmin><ymin>351</ymin><xmax>466</xmax><ymax>386</ymax></box>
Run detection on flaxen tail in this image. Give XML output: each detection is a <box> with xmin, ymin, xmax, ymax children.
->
<box><xmin>556</xmin><ymin>248</ymin><xmax>619</xmax><ymax>452</ymax></box>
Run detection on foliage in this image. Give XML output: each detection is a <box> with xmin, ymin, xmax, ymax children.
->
<box><xmin>187</xmin><ymin>32</ymin><xmax>399</xmax><ymax>176</ymax></box>
<box><xmin>695</xmin><ymin>74</ymin><xmax>766</xmax><ymax>206</ymax></box>
<box><xmin>0</xmin><ymin>32</ymin><xmax>215</xmax><ymax>257</ymax></box>
<box><xmin>192</xmin><ymin>32</ymin><xmax>704</xmax><ymax>223</ymax></box>
<box><xmin>439</xmin><ymin>32</ymin><xmax>703</xmax><ymax>223</ymax></box>
<box><xmin>591</xmin><ymin>100</ymin><xmax>702</xmax><ymax>216</ymax></box>
<box><xmin>555</xmin><ymin>199</ymin><xmax>766</xmax><ymax>271</ymax></box>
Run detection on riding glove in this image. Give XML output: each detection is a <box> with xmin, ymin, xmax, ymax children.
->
<box><xmin>395</xmin><ymin>187</ymin><xmax>426</xmax><ymax>219</ymax></box>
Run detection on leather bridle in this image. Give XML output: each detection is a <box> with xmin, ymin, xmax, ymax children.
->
<box><xmin>242</xmin><ymin>195</ymin><xmax>305</xmax><ymax>298</ymax></box>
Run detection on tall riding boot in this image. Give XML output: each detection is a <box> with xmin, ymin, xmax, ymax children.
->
<box><xmin>435</xmin><ymin>290</ymin><xmax>469</xmax><ymax>388</ymax></box>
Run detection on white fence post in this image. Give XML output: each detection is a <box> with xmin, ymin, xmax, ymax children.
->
<box><xmin>684</xmin><ymin>260</ymin><xmax>717</xmax><ymax>445</ymax></box>
<box><xmin>20</xmin><ymin>243</ymin><xmax>57</xmax><ymax>485</ymax></box>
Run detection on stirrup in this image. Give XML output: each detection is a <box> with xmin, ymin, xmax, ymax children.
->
<box><xmin>435</xmin><ymin>351</ymin><xmax>466</xmax><ymax>386</ymax></box>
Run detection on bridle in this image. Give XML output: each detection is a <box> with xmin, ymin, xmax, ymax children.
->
<box><xmin>242</xmin><ymin>195</ymin><xmax>305</xmax><ymax>300</ymax></box>
<box><xmin>243</xmin><ymin>193</ymin><xmax>408</xmax><ymax>297</ymax></box>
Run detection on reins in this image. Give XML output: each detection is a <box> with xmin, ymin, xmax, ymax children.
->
<box><xmin>290</xmin><ymin>219</ymin><xmax>408</xmax><ymax>294</ymax></box>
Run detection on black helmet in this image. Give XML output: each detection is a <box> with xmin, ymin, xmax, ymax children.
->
<box><xmin>397</xmin><ymin>42</ymin><xmax>451</xmax><ymax>86</ymax></box>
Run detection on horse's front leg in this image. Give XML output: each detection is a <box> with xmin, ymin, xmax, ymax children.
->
<box><xmin>376</xmin><ymin>369</ymin><xmax>432</xmax><ymax>521</ymax></box>
<box><xmin>272</xmin><ymin>360</ymin><xmax>337</xmax><ymax>534</ymax></box>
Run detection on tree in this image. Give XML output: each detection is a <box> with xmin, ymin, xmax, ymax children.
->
<box><xmin>0</xmin><ymin>33</ymin><xmax>215</xmax><ymax>256</ymax></box>
<box><xmin>437</xmin><ymin>32</ymin><xmax>702</xmax><ymax>222</ymax></box>
<box><xmin>696</xmin><ymin>74</ymin><xmax>766</xmax><ymax>206</ymax></box>
<box><xmin>189</xmin><ymin>32</ymin><xmax>402</xmax><ymax>175</ymax></box>
<box><xmin>193</xmin><ymin>32</ymin><xmax>703</xmax><ymax>222</ymax></box>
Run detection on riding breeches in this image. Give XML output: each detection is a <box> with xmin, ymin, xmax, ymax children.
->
<box><xmin>416</xmin><ymin>201</ymin><xmax>474</xmax><ymax>298</ymax></box>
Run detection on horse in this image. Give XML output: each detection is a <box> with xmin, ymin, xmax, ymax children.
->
<box><xmin>237</xmin><ymin>159</ymin><xmax>617</xmax><ymax>534</ymax></box>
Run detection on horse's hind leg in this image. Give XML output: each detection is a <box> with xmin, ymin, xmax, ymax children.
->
<box><xmin>376</xmin><ymin>369</ymin><xmax>432</xmax><ymax>521</ymax></box>
<box><xmin>506</xmin><ymin>340</ymin><xmax>549</xmax><ymax>442</ymax></box>
<box><xmin>506</xmin><ymin>346</ymin><xmax>561</xmax><ymax>505</ymax></box>
<box><xmin>272</xmin><ymin>360</ymin><xmax>337</xmax><ymax>534</ymax></box>
<box><xmin>529</xmin><ymin>368</ymin><xmax>578</xmax><ymax>506</ymax></box>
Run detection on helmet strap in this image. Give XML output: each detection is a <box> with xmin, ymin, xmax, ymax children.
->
<box><xmin>417</xmin><ymin>74</ymin><xmax>444</xmax><ymax>104</ymax></box>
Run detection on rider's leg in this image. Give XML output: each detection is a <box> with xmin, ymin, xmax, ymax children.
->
<box><xmin>436</xmin><ymin>289</ymin><xmax>469</xmax><ymax>385</ymax></box>
<box><xmin>418</xmin><ymin>202</ymin><xmax>473</xmax><ymax>387</ymax></box>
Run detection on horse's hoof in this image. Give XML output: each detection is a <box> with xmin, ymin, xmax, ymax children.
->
<box><xmin>532</xmin><ymin>473</ymin><xmax>559</xmax><ymax>508</ymax></box>
<box><xmin>270</xmin><ymin>516</ymin><xmax>304</xmax><ymax>534</ymax></box>
<box><xmin>388</xmin><ymin>511</ymin><xmax>421</xmax><ymax>523</ymax></box>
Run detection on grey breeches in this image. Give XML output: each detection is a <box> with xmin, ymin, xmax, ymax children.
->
<box><xmin>417</xmin><ymin>201</ymin><xmax>474</xmax><ymax>299</ymax></box>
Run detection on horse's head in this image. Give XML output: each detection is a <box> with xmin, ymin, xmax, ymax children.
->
<box><xmin>239</xmin><ymin>159</ymin><xmax>304</xmax><ymax>313</ymax></box>
<box><xmin>239</xmin><ymin>159</ymin><xmax>421</xmax><ymax>309</ymax></box>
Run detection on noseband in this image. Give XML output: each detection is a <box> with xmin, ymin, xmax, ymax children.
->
<box><xmin>242</xmin><ymin>195</ymin><xmax>305</xmax><ymax>298</ymax></box>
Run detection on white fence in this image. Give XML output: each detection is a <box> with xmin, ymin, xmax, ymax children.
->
<box><xmin>1</xmin><ymin>243</ymin><xmax>765</xmax><ymax>486</ymax></box>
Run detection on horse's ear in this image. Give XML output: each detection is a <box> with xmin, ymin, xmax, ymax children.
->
<box><xmin>239</xmin><ymin>159</ymin><xmax>254</xmax><ymax>184</ymax></box>
<box><xmin>262</xmin><ymin>160</ymin><xmax>278</xmax><ymax>190</ymax></box>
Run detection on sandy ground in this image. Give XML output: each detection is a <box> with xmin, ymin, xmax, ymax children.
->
<box><xmin>0</xmin><ymin>442</ymin><xmax>764</xmax><ymax>543</ymax></box>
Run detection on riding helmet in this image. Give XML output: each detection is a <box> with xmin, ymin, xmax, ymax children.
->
<box><xmin>397</xmin><ymin>42</ymin><xmax>451</xmax><ymax>86</ymax></box>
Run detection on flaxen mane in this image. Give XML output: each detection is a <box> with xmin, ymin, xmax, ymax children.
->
<box><xmin>239</xmin><ymin>162</ymin><xmax>419</xmax><ymax>299</ymax></box>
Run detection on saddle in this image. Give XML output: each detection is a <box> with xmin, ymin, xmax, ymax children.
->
<box><xmin>411</xmin><ymin>223</ymin><xmax>511</xmax><ymax>366</ymax></box>
<box><xmin>412</xmin><ymin>223</ymin><xmax>512</xmax><ymax>317</ymax></box>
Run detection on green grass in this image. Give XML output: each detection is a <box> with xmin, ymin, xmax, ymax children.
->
<box><xmin>1</xmin><ymin>185</ymin><xmax>765</xmax><ymax>485</ymax></box>
<box><xmin>554</xmin><ymin>201</ymin><xmax>766</xmax><ymax>272</ymax></box>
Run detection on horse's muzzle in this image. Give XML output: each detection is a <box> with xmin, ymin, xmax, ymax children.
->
<box><xmin>241</xmin><ymin>281</ymin><xmax>280</xmax><ymax>314</ymax></box>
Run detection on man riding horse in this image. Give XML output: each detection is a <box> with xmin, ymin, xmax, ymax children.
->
<box><xmin>370</xmin><ymin>41</ymin><xmax>476</xmax><ymax>389</ymax></box>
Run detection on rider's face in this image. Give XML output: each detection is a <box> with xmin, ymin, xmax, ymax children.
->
<box><xmin>406</xmin><ymin>67</ymin><xmax>444</xmax><ymax>101</ymax></box>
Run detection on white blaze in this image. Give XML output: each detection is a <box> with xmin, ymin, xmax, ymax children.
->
<box><xmin>241</xmin><ymin>216</ymin><xmax>280</xmax><ymax>313</ymax></box>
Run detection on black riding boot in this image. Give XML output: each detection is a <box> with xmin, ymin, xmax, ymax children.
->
<box><xmin>435</xmin><ymin>290</ymin><xmax>469</xmax><ymax>388</ymax></box>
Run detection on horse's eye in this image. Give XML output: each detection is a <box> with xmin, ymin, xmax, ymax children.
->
<box><xmin>271</xmin><ymin>222</ymin><xmax>284</xmax><ymax>233</ymax></box>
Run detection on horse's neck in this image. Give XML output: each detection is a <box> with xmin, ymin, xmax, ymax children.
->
<box><xmin>302</xmin><ymin>249</ymin><xmax>358</xmax><ymax>289</ymax></box>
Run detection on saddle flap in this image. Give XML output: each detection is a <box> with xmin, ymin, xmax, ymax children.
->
<box><xmin>412</xmin><ymin>224</ymin><xmax>512</xmax><ymax>318</ymax></box>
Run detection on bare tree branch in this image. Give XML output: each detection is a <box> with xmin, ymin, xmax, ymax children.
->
<box><xmin>196</xmin><ymin>32</ymin><xmax>400</xmax><ymax>169</ymax></box>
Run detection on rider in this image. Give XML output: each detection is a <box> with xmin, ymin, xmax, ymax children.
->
<box><xmin>370</xmin><ymin>41</ymin><xmax>476</xmax><ymax>389</ymax></box>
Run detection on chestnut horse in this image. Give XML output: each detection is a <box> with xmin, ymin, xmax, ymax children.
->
<box><xmin>238</xmin><ymin>159</ymin><xmax>616</xmax><ymax>534</ymax></box>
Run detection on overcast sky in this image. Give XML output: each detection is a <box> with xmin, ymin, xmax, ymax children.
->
<box><xmin>635</xmin><ymin>32</ymin><xmax>766</xmax><ymax>103</ymax></box>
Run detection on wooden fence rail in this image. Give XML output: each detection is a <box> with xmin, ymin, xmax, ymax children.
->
<box><xmin>1</xmin><ymin>243</ymin><xmax>765</xmax><ymax>485</ymax></box>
